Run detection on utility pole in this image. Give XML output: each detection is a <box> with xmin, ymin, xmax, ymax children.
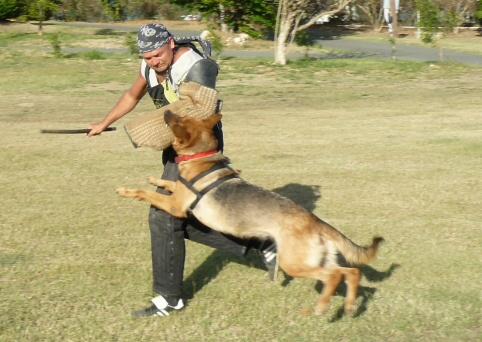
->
<box><xmin>389</xmin><ymin>0</ymin><xmax>398</xmax><ymax>38</ymax></box>
<box><xmin>383</xmin><ymin>0</ymin><xmax>399</xmax><ymax>60</ymax></box>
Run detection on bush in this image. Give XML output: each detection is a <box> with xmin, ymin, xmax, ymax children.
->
<box><xmin>475</xmin><ymin>11</ymin><xmax>482</xmax><ymax>26</ymax></box>
<box><xmin>295</xmin><ymin>31</ymin><xmax>317</xmax><ymax>58</ymax></box>
<box><xmin>48</xmin><ymin>33</ymin><xmax>62</xmax><ymax>58</ymax></box>
<box><xmin>206</xmin><ymin>24</ymin><xmax>224</xmax><ymax>59</ymax></box>
<box><xmin>83</xmin><ymin>50</ymin><xmax>105</xmax><ymax>60</ymax></box>
<box><xmin>15</xmin><ymin>14</ymin><xmax>28</xmax><ymax>22</ymax></box>
<box><xmin>124</xmin><ymin>32</ymin><xmax>138</xmax><ymax>55</ymax></box>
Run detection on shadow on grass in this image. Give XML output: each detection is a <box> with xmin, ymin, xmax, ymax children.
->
<box><xmin>305</xmin><ymin>25</ymin><xmax>361</xmax><ymax>41</ymax></box>
<box><xmin>312</xmin><ymin>263</ymin><xmax>401</xmax><ymax>322</ymax></box>
<box><xmin>95</xmin><ymin>28</ymin><xmax>126</xmax><ymax>36</ymax></box>
<box><xmin>182</xmin><ymin>249</ymin><xmax>263</xmax><ymax>301</ymax></box>
<box><xmin>27</xmin><ymin>21</ymin><xmax>58</xmax><ymax>27</ymax></box>
<box><xmin>272</xmin><ymin>183</ymin><xmax>321</xmax><ymax>212</ymax></box>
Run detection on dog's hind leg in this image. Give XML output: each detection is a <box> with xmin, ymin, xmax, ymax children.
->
<box><xmin>314</xmin><ymin>268</ymin><xmax>343</xmax><ymax>316</ymax></box>
<box><xmin>282</xmin><ymin>264</ymin><xmax>344</xmax><ymax>316</ymax></box>
<box><xmin>340</xmin><ymin>267</ymin><xmax>361</xmax><ymax>314</ymax></box>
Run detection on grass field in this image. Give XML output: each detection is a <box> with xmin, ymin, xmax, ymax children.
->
<box><xmin>1</xmin><ymin>23</ymin><xmax>481</xmax><ymax>341</ymax></box>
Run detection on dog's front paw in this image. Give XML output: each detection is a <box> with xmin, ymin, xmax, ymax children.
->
<box><xmin>147</xmin><ymin>176</ymin><xmax>161</xmax><ymax>186</ymax></box>
<box><xmin>116</xmin><ymin>187</ymin><xmax>135</xmax><ymax>198</ymax></box>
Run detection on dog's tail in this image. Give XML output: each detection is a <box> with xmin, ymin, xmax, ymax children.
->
<box><xmin>329</xmin><ymin>230</ymin><xmax>384</xmax><ymax>265</ymax></box>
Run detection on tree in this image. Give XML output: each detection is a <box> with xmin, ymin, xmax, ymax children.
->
<box><xmin>476</xmin><ymin>0</ymin><xmax>482</xmax><ymax>25</ymax></box>
<box><xmin>170</xmin><ymin>0</ymin><xmax>277</xmax><ymax>37</ymax></box>
<box><xmin>27</xmin><ymin>0</ymin><xmax>61</xmax><ymax>35</ymax></box>
<box><xmin>0</xmin><ymin>0</ymin><xmax>18</xmax><ymax>21</ymax></box>
<box><xmin>433</xmin><ymin>0</ymin><xmax>477</xmax><ymax>33</ymax></box>
<box><xmin>274</xmin><ymin>0</ymin><xmax>351</xmax><ymax>65</ymax></box>
<box><xmin>26</xmin><ymin>0</ymin><xmax>61</xmax><ymax>21</ymax></box>
<box><xmin>294</xmin><ymin>30</ymin><xmax>316</xmax><ymax>58</ymax></box>
<box><xmin>60</xmin><ymin>0</ymin><xmax>106</xmax><ymax>21</ymax></box>
<box><xmin>416</xmin><ymin>0</ymin><xmax>457</xmax><ymax>62</ymax></box>
<box><xmin>354</xmin><ymin>0</ymin><xmax>385</xmax><ymax>31</ymax></box>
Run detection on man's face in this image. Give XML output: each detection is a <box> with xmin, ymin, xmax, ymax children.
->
<box><xmin>142</xmin><ymin>37</ymin><xmax>175</xmax><ymax>73</ymax></box>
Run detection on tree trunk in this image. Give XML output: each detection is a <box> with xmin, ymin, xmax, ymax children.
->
<box><xmin>219</xmin><ymin>4</ymin><xmax>227</xmax><ymax>32</ymax></box>
<box><xmin>275</xmin><ymin>31</ymin><xmax>287</xmax><ymax>65</ymax></box>
<box><xmin>275</xmin><ymin>12</ymin><xmax>295</xmax><ymax>65</ymax></box>
<box><xmin>38</xmin><ymin>3</ymin><xmax>43</xmax><ymax>36</ymax></box>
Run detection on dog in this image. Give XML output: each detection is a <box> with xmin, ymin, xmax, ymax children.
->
<box><xmin>116</xmin><ymin>110</ymin><xmax>383</xmax><ymax>315</ymax></box>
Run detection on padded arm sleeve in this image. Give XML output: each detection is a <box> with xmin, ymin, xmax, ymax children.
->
<box><xmin>124</xmin><ymin>82</ymin><xmax>219</xmax><ymax>151</ymax></box>
<box><xmin>184</xmin><ymin>59</ymin><xmax>219</xmax><ymax>89</ymax></box>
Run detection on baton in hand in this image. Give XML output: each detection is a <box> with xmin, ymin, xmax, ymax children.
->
<box><xmin>40</xmin><ymin>127</ymin><xmax>117</xmax><ymax>134</ymax></box>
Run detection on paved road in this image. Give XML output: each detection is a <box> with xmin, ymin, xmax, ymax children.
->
<box><xmin>54</xmin><ymin>22</ymin><xmax>482</xmax><ymax>66</ymax></box>
<box><xmin>316</xmin><ymin>38</ymin><xmax>482</xmax><ymax>66</ymax></box>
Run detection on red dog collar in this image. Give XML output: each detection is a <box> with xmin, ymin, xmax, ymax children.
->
<box><xmin>175</xmin><ymin>149</ymin><xmax>218</xmax><ymax>163</ymax></box>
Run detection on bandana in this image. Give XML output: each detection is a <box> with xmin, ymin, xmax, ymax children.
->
<box><xmin>137</xmin><ymin>23</ymin><xmax>212</xmax><ymax>58</ymax></box>
<box><xmin>137</xmin><ymin>23</ymin><xmax>171</xmax><ymax>53</ymax></box>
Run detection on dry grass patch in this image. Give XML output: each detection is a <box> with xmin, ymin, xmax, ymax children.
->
<box><xmin>0</xmin><ymin>36</ymin><xmax>481</xmax><ymax>342</ymax></box>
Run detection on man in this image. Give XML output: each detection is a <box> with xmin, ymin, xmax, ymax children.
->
<box><xmin>88</xmin><ymin>23</ymin><xmax>277</xmax><ymax>318</ymax></box>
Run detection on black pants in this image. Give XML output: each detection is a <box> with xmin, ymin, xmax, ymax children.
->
<box><xmin>148</xmin><ymin>161</ymin><xmax>252</xmax><ymax>302</ymax></box>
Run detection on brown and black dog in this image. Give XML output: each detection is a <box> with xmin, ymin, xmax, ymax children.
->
<box><xmin>116</xmin><ymin>110</ymin><xmax>383</xmax><ymax>315</ymax></box>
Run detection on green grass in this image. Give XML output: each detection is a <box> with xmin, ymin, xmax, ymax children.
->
<box><xmin>1</xmin><ymin>28</ymin><xmax>481</xmax><ymax>341</ymax></box>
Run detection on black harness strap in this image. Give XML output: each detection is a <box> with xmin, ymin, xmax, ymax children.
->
<box><xmin>177</xmin><ymin>163</ymin><xmax>239</xmax><ymax>211</ymax></box>
<box><xmin>189</xmin><ymin>162</ymin><xmax>227</xmax><ymax>184</ymax></box>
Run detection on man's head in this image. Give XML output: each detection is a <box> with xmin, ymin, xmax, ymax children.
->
<box><xmin>137</xmin><ymin>23</ymin><xmax>176</xmax><ymax>73</ymax></box>
<box><xmin>137</xmin><ymin>23</ymin><xmax>172</xmax><ymax>53</ymax></box>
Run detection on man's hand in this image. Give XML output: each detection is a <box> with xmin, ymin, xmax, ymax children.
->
<box><xmin>87</xmin><ymin>122</ymin><xmax>107</xmax><ymax>137</ymax></box>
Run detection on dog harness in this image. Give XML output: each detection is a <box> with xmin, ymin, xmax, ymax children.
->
<box><xmin>176</xmin><ymin>159</ymin><xmax>239</xmax><ymax>212</ymax></box>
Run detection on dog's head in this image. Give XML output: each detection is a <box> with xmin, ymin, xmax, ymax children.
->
<box><xmin>164</xmin><ymin>110</ymin><xmax>222</xmax><ymax>155</ymax></box>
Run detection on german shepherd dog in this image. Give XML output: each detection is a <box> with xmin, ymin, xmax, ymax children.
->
<box><xmin>116</xmin><ymin>111</ymin><xmax>383</xmax><ymax>315</ymax></box>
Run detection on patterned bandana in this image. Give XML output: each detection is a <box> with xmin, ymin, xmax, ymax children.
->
<box><xmin>137</xmin><ymin>23</ymin><xmax>212</xmax><ymax>58</ymax></box>
<box><xmin>137</xmin><ymin>23</ymin><xmax>171</xmax><ymax>53</ymax></box>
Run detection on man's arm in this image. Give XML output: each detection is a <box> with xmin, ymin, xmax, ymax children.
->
<box><xmin>87</xmin><ymin>74</ymin><xmax>148</xmax><ymax>137</ymax></box>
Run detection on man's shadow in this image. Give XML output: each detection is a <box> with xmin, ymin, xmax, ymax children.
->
<box><xmin>182</xmin><ymin>183</ymin><xmax>398</xmax><ymax>318</ymax></box>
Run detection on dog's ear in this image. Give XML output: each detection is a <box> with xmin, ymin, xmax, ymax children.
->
<box><xmin>204</xmin><ymin>114</ymin><xmax>222</xmax><ymax>129</ymax></box>
<box><xmin>172</xmin><ymin>124</ymin><xmax>190</xmax><ymax>144</ymax></box>
<box><xmin>164</xmin><ymin>110</ymin><xmax>179</xmax><ymax>126</ymax></box>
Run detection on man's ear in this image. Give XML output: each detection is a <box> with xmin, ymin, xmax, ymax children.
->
<box><xmin>204</xmin><ymin>114</ymin><xmax>222</xmax><ymax>129</ymax></box>
<box><xmin>169</xmin><ymin>36</ymin><xmax>175</xmax><ymax>49</ymax></box>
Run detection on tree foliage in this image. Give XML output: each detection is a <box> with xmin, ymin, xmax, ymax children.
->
<box><xmin>26</xmin><ymin>0</ymin><xmax>62</xmax><ymax>21</ymax></box>
<box><xmin>432</xmin><ymin>0</ymin><xmax>477</xmax><ymax>29</ymax></box>
<box><xmin>415</xmin><ymin>0</ymin><xmax>458</xmax><ymax>61</ymax></box>
<box><xmin>476</xmin><ymin>0</ymin><xmax>482</xmax><ymax>25</ymax></box>
<box><xmin>0</xmin><ymin>0</ymin><xmax>18</xmax><ymax>21</ymax></box>
<box><xmin>416</xmin><ymin>0</ymin><xmax>457</xmax><ymax>45</ymax></box>
<box><xmin>170</xmin><ymin>0</ymin><xmax>278</xmax><ymax>37</ymax></box>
